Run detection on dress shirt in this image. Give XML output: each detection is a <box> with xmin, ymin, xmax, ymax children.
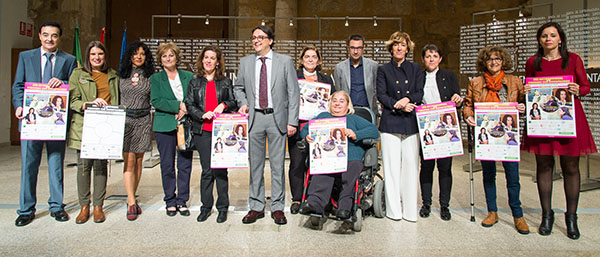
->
<box><xmin>40</xmin><ymin>48</ymin><xmax>57</xmax><ymax>80</ymax></box>
<box><xmin>422</xmin><ymin>68</ymin><xmax>442</xmax><ymax>105</ymax></box>
<box><xmin>168</xmin><ymin>73</ymin><xmax>184</xmax><ymax>101</ymax></box>
<box><xmin>254</xmin><ymin>50</ymin><xmax>273</xmax><ymax>109</ymax></box>
<box><xmin>350</xmin><ymin>58</ymin><xmax>369</xmax><ymax>107</ymax></box>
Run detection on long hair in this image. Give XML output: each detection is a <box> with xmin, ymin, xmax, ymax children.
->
<box><xmin>82</xmin><ymin>41</ymin><xmax>109</xmax><ymax>73</ymax></box>
<box><xmin>118</xmin><ymin>41</ymin><xmax>155</xmax><ymax>78</ymax></box>
<box><xmin>196</xmin><ymin>45</ymin><xmax>226</xmax><ymax>81</ymax></box>
<box><xmin>534</xmin><ymin>22</ymin><xmax>569</xmax><ymax>71</ymax></box>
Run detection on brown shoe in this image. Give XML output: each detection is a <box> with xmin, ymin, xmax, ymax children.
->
<box><xmin>93</xmin><ymin>205</ymin><xmax>106</xmax><ymax>223</ymax></box>
<box><xmin>271</xmin><ymin>210</ymin><xmax>287</xmax><ymax>225</ymax></box>
<box><xmin>481</xmin><ymin>212</ymin><xmax>498</xmax><ymax>227</ymax></box>
<box><xmin>75</xmin><ymin>205</ymin><xmax>90</xmax><ymax>224</ymax></box>
<box><xmin>242</xmin><ymin>210</ymin><xmax>265</xmax><ymax>224</ymax></box>
<box><xmin>514</xmin><ymin>217</ymin><xmax>530</xmax><ymax>234</ymax></box>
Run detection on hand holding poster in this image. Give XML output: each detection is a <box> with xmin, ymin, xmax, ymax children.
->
<box><xmin>80</xmin><ymin>105</ymin><xmax>126</xmax><ymax>159</ymax></box>
<box><xmin>308</xmin><ymin>117</ymin><xmax>347</xmax><ymax>174</ymax></box>
<box><xmin>525</xmin><ymin>75</ymin><xmax>576</xmax><ymax>137</ymax></box>
<box><xmin>20</xmin><ymin>82</ymin><xmax>69</xmax><ymax>140</ymax></box>
<box><xmin>298</xmin><ymin>79</ymin><xmax>331</xmax><ymax>120</ymax></box>
<box><xmin>211</xmin><ymin>113</ymin><xmax>249</xmax><ymax>169</ymax></box>
<box><xmin>474</xmin><ymin>102</ymin><xmax>520</xmax><ymax>162</ymax></box>
<box><xmin>416</xmin><ymin>101</ymin><xmax>463</xmax><ymax>160</ymax></box>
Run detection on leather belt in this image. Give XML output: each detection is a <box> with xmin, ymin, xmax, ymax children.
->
<box><xmin>255</xmin><ymin>108</ymin><xmax>274</xmax><ymax>114</ymax></box>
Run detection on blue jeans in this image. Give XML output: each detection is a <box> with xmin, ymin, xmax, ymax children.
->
<box><xmin>481</xmin><ymin>161</ymin><xmax>523</xmax><ymax>218</ymax></box>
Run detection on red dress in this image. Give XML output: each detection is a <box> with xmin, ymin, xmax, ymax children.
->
<box><xmin>522</xmin><ymin>53</ymin><xmax>597</xmax><ymax>156</ymax></box>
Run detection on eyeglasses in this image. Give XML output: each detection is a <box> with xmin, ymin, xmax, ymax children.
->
<box><xmin>349</xmin><ymin>46</ymin><xmax>364</xmax><ymax>51</ymax></box>
<box><xmin>251</xmin><ymin>35</ymin><xmax>269</xmax><ymax>41</ymax></box>
<box><xmin>486</xmin><ymin>57</ymin><xmax>503</xmax><ymax>63</ymax></box>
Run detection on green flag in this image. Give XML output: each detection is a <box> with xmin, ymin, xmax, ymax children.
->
<box><xmin>73</xmin><ymin>22</ymin><xmax>82</xmax><ymax>67</ymax></box>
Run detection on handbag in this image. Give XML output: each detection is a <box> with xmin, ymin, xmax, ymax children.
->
<box><xmin>177</xmin><ymin>116</ymin><xmax>195</xmax><ymax>151</ymax></box>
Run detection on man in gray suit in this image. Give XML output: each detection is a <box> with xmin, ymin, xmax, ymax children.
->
<box><xmin>334</xmin><ymin>34</ymin><xmax>379</xmax><ymax>115</ymax></box>
<box><xmin>234</xmin><ymin>26</ymin><xmax>299</xmax><ymax>225</ymax></box>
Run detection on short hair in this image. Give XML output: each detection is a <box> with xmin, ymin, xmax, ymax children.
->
<box><xmin>39</xmin><ymin>21</ymin><xmax>62</xmax><ymax>36</ymax></box>
<box><xmin>297</xmin><ymin>45</ymin><xmax>323</xmax><ymax>71</ymax></box>
<box><xmin>156</xmin><ymin>42</ymin><xmax>182</xmax><ymax>67</ymax></box>
<box><xmin>328</xmin><ymin>90</ymin><xmax>355</xmax><ymax>115</ymax></box>
<box><xmin>346</xmin><ymin>34</ymin><xmax>365</xmax><ymax>46</ymax></box>
<box><xmin>82</xmin><ymin>41</ymin><xmax>109</xmax><ymax>73</ymax></box>
<box><xmin>475</xmin><ymin>46</ymin><xmax>513</xmax><ymax>73</ymax></box>
<box><xmin>196</xmin><ymin>45</ymin><xmax>226</xmax><ymax>81</ymax></box>
<box><xmin>422</xmin><ymin>44</ymin><xmax>442</xmax><ymax>59</ymax></box>
<box><xmin>252</xmin><ymin>26</ymin><xmax>275</xmax><ymax>47</ymax></box>
<box><xmin>385</xmin><ymin>31</ymin><xmax>415</xmax><ymax>54</ymax></box>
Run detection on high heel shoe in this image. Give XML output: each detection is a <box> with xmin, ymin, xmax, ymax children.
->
<box><xmin>565</xmin><ymin>213</ymin><xmax>580</xmax><ymax>240</ymax></box>
<box><xmin>538</xmin><ymin>210</ymin><xmax>554</xmax><ymax>236</ymax></box>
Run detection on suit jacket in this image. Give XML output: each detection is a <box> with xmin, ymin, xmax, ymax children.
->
<box><xmin>185</xmin><ymin>76</ymin><xmax>237</xmax><ymax>135</ymax></box>
<box><xmin>12</xmin><ymin>48</ymin><xmax>78</xmax><ymax>109</ymax></box>
<box><xmin>425</xmin><ymin>68</ymin><xmax>461</xmax><ymax>105</ymax></box>
<box><xmin>233</xmin><ymin>50</ymin><xmax>300</xmax><ymax>133</ymax></box>
<box><xmin>462</xmin><ymin>74</ymin><xmax>525</xmax><ymax>119</ymax></box>
<box><xmin>296</xmin><ymin>69</ymin><xmax>335</xmax><ymax>91</ymax></box>
<box><xmin>334</xmin><ymin>57</ymin><xmax>379</xmax><ymax>114</ymax></box>
<box><xmin>150</xmin><ymin>69</ymin><xmax>194</xmax><ymax>132</ymax></box>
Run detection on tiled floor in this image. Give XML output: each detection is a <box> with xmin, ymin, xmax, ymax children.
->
<box><xmin>1</xmin><ymin>143</ymin><xmax>599</xmax><ymax>256</ymax></box>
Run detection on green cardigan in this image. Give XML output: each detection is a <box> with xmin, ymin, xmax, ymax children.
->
<box><xmin>150</xmin><ymin>69</ymin><xmax>194</xmax><ymax>132</ymax></box>
<box><xmin>67</xmin><ymin>67</ymin><xmax>120</xmax><ymax>150</ymax></box>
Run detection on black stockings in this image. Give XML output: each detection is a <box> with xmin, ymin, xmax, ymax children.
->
<box><xmin>535</xmin><ymin>155</ymin><xmax>580</xmax><ymax>214</ymax></box>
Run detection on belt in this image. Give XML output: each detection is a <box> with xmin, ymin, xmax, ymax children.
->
<box><xmin>255</xmin><ymin>108</ymin><xmax>274</xmax><ymax>114</ymax></box>
<box><xmin>125</xmin><ymin>108</ymin><xmax>151</xmax><ymax>118</ymax></box>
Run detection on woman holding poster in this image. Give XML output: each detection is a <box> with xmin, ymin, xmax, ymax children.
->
<box><xmin>185</xmin><ymin>45</ymin><xmax>237</xmax><ymax>223</ymax></box>
<box><xmin>298</xmin><ymin>90</ymin><xmax>378</xmax><ymax>220</ymax></box>
<box><xmin>522</xmin><ymin>22</ymin><xmax>597</xmax><ymax>240</ymax></box>
<box><xmin>288</xmin><ymin>45</ymin><xmax>335</xmax><ymax>214</ymax></box>
<box><xmin>463</xmin><ymin>46</ymin><xmax>529</xmax><ymax>234</ymax></box>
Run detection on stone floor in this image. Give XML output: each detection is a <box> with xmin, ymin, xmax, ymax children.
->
<box><xmin>1</xmin><ymin>142</ymin><xmax>600</xmax><ymax>256</ymax></box>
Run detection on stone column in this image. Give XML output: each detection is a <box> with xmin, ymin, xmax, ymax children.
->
<box><xmin>274</xmin><ymin>0</ymin><xmax>297</xmax><ymax>40</ymax></box>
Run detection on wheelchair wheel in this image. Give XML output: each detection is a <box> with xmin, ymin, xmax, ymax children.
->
<box><xmin>352</xmin><ymin>208</ymin><xmax>363</xmax><ymax>232</ymax></box>
<box><xmin>373</xmin><ymin>180</ymin><xmax>385</xmax><ymax>218</ymax></box>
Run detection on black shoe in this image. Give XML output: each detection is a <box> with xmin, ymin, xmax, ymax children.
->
<box><xmin>166</xmin><ymin>206</ymin><xmax>177</xmax><ymax>217</ymax></box>
<box><xmin>440</xmin><ymin>207</ymin><xmax>451</xmax><ymax>221</ymax></box>
<box><xmin>299</xmin><ymin>202</ymin><xmax>316</xmax><ymax>215</ymax></box>
<box><xmin>565</xmin><ymin>213</ymin><xmax>580</xmax><ymax>240</ymax></box>
<box><xmin>217</xmin><ymin>211</ymin><xmax>227</xmax><ymax>223</ymax></box>
<box><xmin>15</xmin><ymin>214</ymin><xmax>35</xmax><ymax>227</ymax></box>
<box><xmin>177</xmin><ymin>205</ymin><xmax>190</xmax><ymax>216</ymax></box>
<box><xmin>197</xmin><ymin>210</ymin><xmax>211</xmax><ymax>222</ymax></box>
<box><xmin>336</xmin><ymin>209</ymin><xmax>351</xmax><ymax>220</ymax></box>
<box><xmin>50</xmin><ymin>210</ymin><xmax>69</xmax><ymax>222</ymax></box>
<box><xmin>538</xmin><ymin>210</ymin><xmax>554</xmax><ymax>236</ymax></box>
<box><xmin>290</xmin><ymin>202</ymin><xmax>301</xmax><ymax>214</ymax></box>
<box><xmin>419</xmin><ymin>205</ymin><xmax>431</xmax><ymax>218</ymax></box>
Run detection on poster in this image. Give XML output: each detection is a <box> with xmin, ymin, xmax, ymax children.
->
<box><xmin>308</xmin><ymin>117</ymin><xmax>347</xmax><ymax>174</ymax></box>
<box><xmin>415</xmin><ymin>101</ymin><xmax>463</xmax><ymax>160</ymax></box>
<box><xmin>80</xmin><ymin>106</ymin><xmax>126</xmax><ymax>160</ymax></box>
<box><xmin>298</xmin><ymin>79</ymin><xmax>331</xmax><ymax>120</ymax></box>
<box><xmin>20</xmin><ymin>82</ymin><xmax>69</xmax><ymax>140</ymax></box>
<box><xmin>210</xmin><ymin>113</ymin><xmax>249</xmax><ymax>169</ymax></box>
<box><xmin>474</xmin><ymin>102</ymin><xmax>520</xmax><ymax>162</ymax></box>
<box><xmin>525</xmin><ymin>75</ymin><xmax>576</xmax><ymax>137</ymax></box>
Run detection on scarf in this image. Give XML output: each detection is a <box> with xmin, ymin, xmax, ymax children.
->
<box><xmin>484</xmin><ymin>70</ymin><xmax>505</xmax><ymax>102</ymax></box>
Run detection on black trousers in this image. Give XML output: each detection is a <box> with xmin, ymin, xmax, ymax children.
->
<box><xmin>287</xmin><ymin>124</ymin><xmax>308</xmax><ymax>202</ymax></box>
<box><xmin>194</xmin><ymin>133</ymin><xmax>229</xmax><ymax>212</ymax></box>
<box><xmin>306</xmin><ymin>160</ymin><xmax>363</xmax><ymax>213</ymax></box>
<box><xmin>419</xmin><ymin>156</ymin><xmax>453</xmax><ymax>207</ymax></box>
<box><xmin>155</xmin><ymin>131</ymin><xmax>193</xmax><ymax>207</ymax></box>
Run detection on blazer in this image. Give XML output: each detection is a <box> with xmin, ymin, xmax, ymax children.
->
<box><xmin>67</xmin><ymin>68</ymin><xmax>120</xmax><ymax>149</ymax></box>
<box><xmin>462</xmin><ymin>74</ymin><xmax>525</xmax><ymax>119</ymax></box>
<box><xmin>150</xmin><ymin>69</ymin><xmax>194</xmax><ymax>132</ymax></box>
<box><xmin>12</xmin><ymin>48</ymin><xmax>78</xmax><ymax>109</ymax></box>
<box><xmin>424</xmin><ymin>68</ymin><xmax>461</xmax><ymax>105</ymax></box>
<box><xmin>334</xmin><ymin>57</ymin><xmax>379</xmax><ymax>114</ymax></box>
<box><xmin>185</xmin><ymin>76</ymin><xmax>237</xmax><ymax>135</ymax></box>
<box><xmin>233</xmin><ymin>50</ymin><xmax>300</xmax><ymax>133</ymax></box>
<box><xmin>377</xmin><ymin>59</ymin><xmax>424</xmax><ymax>135</ymax></box>
<box><xmin>296</xmin><ymin>69</ymin><xmax>335</xmax><ymax>91</ymax></box>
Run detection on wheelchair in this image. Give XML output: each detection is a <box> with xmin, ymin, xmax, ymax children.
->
<box><xmin>298</xmin><ymin>107</ymin><xmax>385</xmax><ymax>231</ymax></box>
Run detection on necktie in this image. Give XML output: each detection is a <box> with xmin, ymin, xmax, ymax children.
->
<box><xmin>43</xmin><ymin>53</ymin><xmax>54</xmax><ymax>83</ymax></box>
<box><xmin>259</xmin><ymin>57</ymin><xmax>268</xmax><ymax>109</ymax></box>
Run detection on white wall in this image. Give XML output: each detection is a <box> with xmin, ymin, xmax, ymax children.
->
<box><xmin>0</xmin><ymin>0</ymin><xmax>33</xmax><ymax>143</ymax></box>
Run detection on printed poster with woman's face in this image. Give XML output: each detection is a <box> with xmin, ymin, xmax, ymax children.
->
<box><xmin>298</xmin><ymin>79</ymin><xmax>331</xmax><ymax>120</ymax></box>
<box><xmin>415</xmin><ymin>101</ymin><xmax>463</xmax><ymax>160</ymax></box>
<box><xmin>211</xmin><ymin>113</ymin><xmax>249</xmax><ymax>169</ymax></box>
<box><xmin>474</xmin><ymin>102</ymin><xmax>520</xmax><ymax>162</ymax></box>
<box><xmin>308</xmin><ymin>117</ymin><xmax>347</xmax><ymax>174</ymax></box>
<box><xmin>525</xmin><ymin>76</ymin><xmax>576</xmax><ymax>138</ymax></box>
<box><xmin>20</xmin><ymin>82</ymin><xmax>69</xmax><ymax>140</ymax></box>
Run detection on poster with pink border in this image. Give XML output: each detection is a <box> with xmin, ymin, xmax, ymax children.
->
<box><xmin>525</xmin><ymin>75</ymin><xmax>576</xmax><ymax>138</ymax></box>
<box><xmin>298</xmin><ymin>79</ymin><xmax>331</xmax><ymax>120</ymax></box>
<box><xmin>474</xmin><ymin>102</ymin><xmax>520</xmax><ymax>162</ymax></box>
<box><xmin>416</xmin><ymin>101</ymin><xmax>463</xmax><ymax>160</ymax></box>
<box><xmin>20</xmin><ymin>82</ymin><xmax>69</xmax><ymax>140</ymax></box>
<box><xmin>308</xmin><ymin>117</ymin><xmax>347</xmax><ymax>174</ymax></box>
<box><xmin>210</xmin><ymin>113</ymin><xmax>249</xmax><ymax>169</ymax></box>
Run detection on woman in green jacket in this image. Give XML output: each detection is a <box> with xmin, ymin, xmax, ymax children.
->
<box><xmin>150</xmin><ymin>42</ymin><xmax>194</xmax><ymax>216</ymax></box>
<box><xmin>68</xmin><ymin>41</ymin><xmax>119</xmax><ymax>224</ymax></box>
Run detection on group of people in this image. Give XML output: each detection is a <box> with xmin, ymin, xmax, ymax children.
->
<box><xmin>11</xmin><ymin>21</ymin><xmax>596</xmax><ymax>240</ymax></box>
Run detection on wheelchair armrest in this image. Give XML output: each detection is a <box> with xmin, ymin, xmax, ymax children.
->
<box><xmin>361</xmin><ymin>138</ymin><xmax>380</xmax><ymax>147</ymax></box>
<box><xmin>297</xmin><ymin>139</ymin><xmax>307</xmax><ymax>151</ymax></box>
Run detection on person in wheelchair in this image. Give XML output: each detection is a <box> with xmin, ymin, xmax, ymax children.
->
<box><xmin>299</xmin><ymin>90</ymin><xmax>379</xmax><ymax>219</ymax></box>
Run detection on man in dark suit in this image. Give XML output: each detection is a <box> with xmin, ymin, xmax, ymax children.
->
<box><xmin>234</xmin><ymin>26</ymin><xmax>299</xmax><ymax>225</ymax></box>
<box><xmin>12</xmin><ymin>21</ymin><xmax>77</xmax><ymax>226</ymax></box>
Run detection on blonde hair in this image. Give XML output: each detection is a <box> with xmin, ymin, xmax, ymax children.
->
<box><xmin>328</xmin><ymin>90</ymin><xmax>355</xmax><ymax>115</ymax></box>
<box><xmin>385</xmin><ymin>31</ymin><xmax>415</xmax><ymax>54</ymax></box>
<box><xmin>156</xmin><ymin>42</ymin><xmax>182</xmax><ymax>66</ymax></box>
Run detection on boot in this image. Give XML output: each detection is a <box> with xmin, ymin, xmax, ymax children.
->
<box><xmin>93</xmin><ymin>205</ymin><xmax>106</xmax><ymax>223</ymax></box>
<box><xmin>538</xmin><ymin>210</ymin><xmax>554</xmax><ymax>236</ymax></box>
<box><xmin>75</xmin><ymin>205</ymin><xmax>90</xmax><ymax>224</ymax></box>
<box><xmin>481</xmin><ymin>212</ymin><xmax>498</xmax><ymax>227</ymax></box>
<box><xmin>565</xmin><ymin>213</ymin><xmax>580</xmax><ymax>240</ymax></box>
<box><xmin>514</xmin><ymin>217</ymin><xmax>530</xmax><ymax>234</ymax></box>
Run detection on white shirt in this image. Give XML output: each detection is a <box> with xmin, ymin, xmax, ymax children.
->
<box><xmin>254</xmin><ymin>50</ymin><xmax>273</xmax><ymax>109</ymax></box>
<box><xmin>422</xmin><ymin>68</ymin><xmax>442</xmax><ymax>105</ymax></box>
<box><xmin>40</xmin><ymin>48</ymin><xmax>57</xmax><ymax>80</ymax></box>
<box><xmin>168</xmin><ymin>73</ymin><xmax>184</xmax><ymax>101</ymax></box>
